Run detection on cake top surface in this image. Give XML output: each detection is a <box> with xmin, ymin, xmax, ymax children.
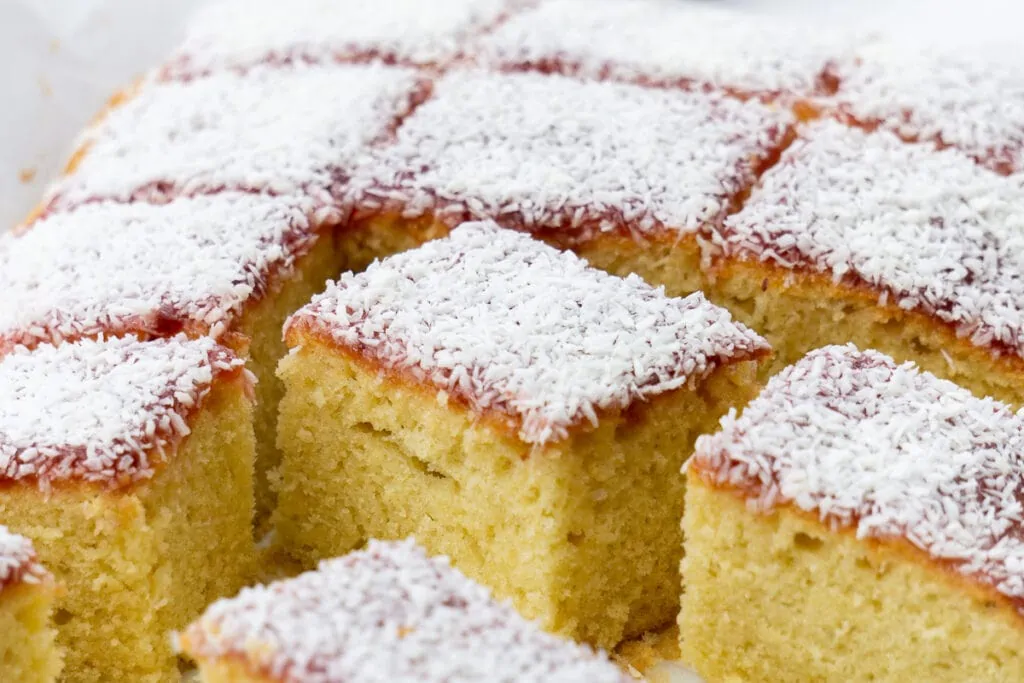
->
<box><xmin>50</xmin><ymin>64</ymin><xmax>424</xmax><ymax>208</ymax></box>
<box><xmin>287</xmin><ymin>222</ymin><xmax>767</xmax><ymax>445</ymax></box>
<box><xmin>480</xmin><ymin>0</ymin><xmax>847</xmax><ymax>96</ymax></box>
<box><xmin>692</xmin><ymin>344</ymin><xmax>1024</xmax><ymax>611</ymax></box>
<box><xmin>181</xmin><ymin>539</ymin><xmax>630</xmax><ymax>683</ymax></box>
<box><xmin>168</xmin><ymin>0</ymin><xmax>514</xmax><ymax>74</ymax></box>
<box><xmin>348</xmin><ymin>69</ymin><xmax>791</xmax><ymax>242</ymax></box>
<box><xmin>0</xmin><ymin>526</ymin><xmax>48</xmax><ymax>592</ymax></box>
<box><xmin>832</xmin><ymin>40</ymin><xmax>1024</xmax><ymax>174</ymax></box>
<box><xmin>0</xmin><ymin>335</ymin><xmax>244</xmax><ymax>490</ymax></box>
<box><xmin>723</xmin><ymin>119</ymin><xmax>1024</xmax><ymax>359</ymax></box>
<box><xmin>0</xmin><ymin>193</ymin><xmax>324</xmax><ymax>351</ymax></box>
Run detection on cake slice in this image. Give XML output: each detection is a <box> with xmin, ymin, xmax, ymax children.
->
<box><xmin>0</xmin><ymin>336</ymin><xmax>255</xmax><ymax>682</ymax></box>
<box><xmin>347</xmin><ymin>67</ymin><xmax>793</xmax><ymax>283</ymax></box>
<box><xmin>718</xmin><ymin>119</ymin><xmax>1024</xmax><ymax>404</ymax></box>
<box><xmin>178</xmin><ymin>539</ymin><xmax>631</xmax><ymax>682</ymax></box>
<box><xmin>165</xmin><ymin>0</ymin><xmax>519</xmax><ymax>78</ymax></box>
<box><xmin>275</xmin><ymin>222</ymin><xmax>770</xmax><ymax>648</ymax></box>
<box><xmin>0</xmin><ymin>192</ymin><xmax>342</xmax><ymax>520</ymax></box>
<box><xmin>828</xmin><ymin>41</ymin><xmax>1024</xmax><ymax>174</ymax></box>
<box><xmin>0</xmin><ymin>527</ymin><xmax>62</xmax><ymax>683</ymax></box>
<box><xmin>46</xmin><ymin>63</ymin><xmax>427</xmax><ymax>210</ymax></box>
<box><xmin>683</xmin><ymin>344</ymin><xmax>1024</xmax><ymax>682</ymax></box>
<box><xmin>478</xmin><ymin>0</ymin><xmax>848</xmax><ymax>102</ymax></box>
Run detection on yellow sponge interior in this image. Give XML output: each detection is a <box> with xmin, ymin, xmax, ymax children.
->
<box><xmin>0</xmin><ymin>381</ymin><xmax>255</xmax><ymax>683</ymax></box>
<box><xmin>681</xmin><ymin>479</ymin><xmax>1024</xmax><ymax>682</ymax></box>
<box><xmin>275</xmin><ymin>336</ymin><xmax>762</xmax><ymax>648</ymax></box>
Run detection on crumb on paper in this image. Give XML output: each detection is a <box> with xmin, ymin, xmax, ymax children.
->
<box><xmin>39</xmin><ymin>76</ymin><xmax>52</xmax><ymax>98</ymax></box>
<box><xmin>50</xmin><ymin>39</ymin><xmax>60</xmax><ymax>54</ymax></box>
<box><xmin>18</xmin><ymin>168</ymin><xmax>37</xmax><ymax>184</ymax></box>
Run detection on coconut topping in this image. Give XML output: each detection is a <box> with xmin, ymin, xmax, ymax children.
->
<box><xmin>0</xmin><ymin>336</ymin><xmax>244</xmax><ymax>490</ymax></box>
<box><xmin>180</xmin><ymin>539</ymin><xmax>631</xmax><ymax>683</ymax></box>
<box><xmin>0</xmin><ymin>526</ymin><xmax>48</xmax><ymax>592</ymax></box>
<box><xmin>0</xmin><ymin>193</ymin><xmax>323</xmax><ymax>352</ymax></box>
<box><xmin>165</xmin><ymin>0</ymin><xmax>516</xmax><ymax>76</ymax></box>
<box><xmin>348</xmin><ymin>69</ymin><xmax>791</xmax><ymax>243</ymax></box>
<box><xmin>692</xmin><ymin>344</ymin><xmax>1024</xmax><ymax>612</ymax></box>
<box><xmin>722</xmin><ymin>120</ymin><xmax>1024</xmax><ymax>359</ymax></box>
<box><xmin>47</xmin><ymin>64</ymin><xmax>425</xmax><ymax>209</ymax></box>
<box><xmin>479</xmin><ymin>0</ymin><xmax>849</xmax><ymax>97</ymax></box>
<box><xmin>287</xmin><ymin>222</ymin><xmax>767</xmax><ymax>445</ymax></box>
<box><xmin>830</xmin><ymin>41</ymin><xmax>1024</xmax><ymax>174</ymax></box>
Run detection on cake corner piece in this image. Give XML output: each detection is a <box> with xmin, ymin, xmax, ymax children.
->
<box><xmin>681</xmin><ymin>343</ymin><xmax>1024</xmax><ymax>682</ymax></box>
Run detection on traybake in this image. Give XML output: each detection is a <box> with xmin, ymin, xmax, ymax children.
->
<box><xmin>3</xmin><ymin>0</ymin><xmax>1024</xmax><ymax>681</ymax></box>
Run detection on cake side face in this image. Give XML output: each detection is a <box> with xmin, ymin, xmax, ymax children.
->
<box><xmin>165</xmin><ymin>0</ymin><xmax>518</xmax><ymax>76</ymax></box>
<box><xmin>0</xmin><ymin>526</ymin><xmax>49</xmax><ymax>593</ymax></box>
<box><xmin>0</xmin><ymin>335</ymin><xmax>246</xmax><ymax>490</ymax></box>
<box><xmin>347</xmin><ymin>70</ymin><xmax>793</xmax><ymax>245</ymax></box>
<box><xmin>681</xmin><ymin>478</ymin><xmax>1024</xmax><ymax>682</ymax></box>
<box><xmin>0</xmin><ymin>193</ymin><xmax>330</xmax><ymax>352</ymax></box>
<box><xmin>180</xmin><ymin>539</ymin><xmax>630</xmax><ymax>683</ymax></box>
<box><xmin>830</xmin><ymin>41</ymin><xmax>1024</xmax><ymax>174</ymax></box>
<box><xmin>691</xmin><ymin>344</ymin><xmax>1024</xmax><ymax>616</ymax></box>
<box><xmin>285</xmin><ymin>222</ymin><xmax>768</xmax><ymax>445</ymax></box>
<box><xmin>478</xmin><ymin>0</ymin><xmax>848</xmax><ymax>98</ymax></box>
<box><xmin>723</xmin><ymin>120</ymin><xmax>1024</xmax><ymax>363</ymax></box>
<box><xmin>47</xmin><ymin>64</ymin><xmax>427</xmax><ymax>209</ymax></box>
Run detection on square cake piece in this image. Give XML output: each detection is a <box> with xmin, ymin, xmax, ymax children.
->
<box><xmin>275</xmin><ymin>222</ymin><xmax>770</xmax><ymax>648</ymax></box>
<box><xmin>478</xmin><ymin>0</ymin><xmax>848</xmax><ymax>101</ymax></box>
<box><xmin>178</xmin><ymin>539</ymin><xmax>631</xmax><ymax>682</ymax></box>
<box><xmin>683</xmin><ymin>345</ymin><xmax>1024</xmax><ymax>682</ymax></box>
<box><xmin>829</xmin><ymin>41</ymin><xmax>1024</xmax><ymax>175</ymax></box>
<box><xmin>717</xmin><ymin>119</ymin><xmax>1024</xmax><ymax>405</ymax></box>
<box><xmin>165</xmin><ymin>0</ymin><xmax>518</xmax><ymax>77</ymax></box>
<box><xmin>347</xmin><ymin>68</ymin><xmax>793</xmax><ymax>293</ymax></box>
<box><xmin>48</xmin><ymin>63</ymin><xmax>427</xmax><ymax>210</ymax></box>
<box><xmin>0</xmin><ymin>336</ymin><xmax>255</xmax><ymax>682</ymax></box>
<box><xmin>0</xmin><ymin>527</ymin><xmax>62</xmax><ymax>683</ymax></box>
<box><xmin>0</xmin><ymin>192</ymin><xmax>343</xmax><ymax>520</ymax></box>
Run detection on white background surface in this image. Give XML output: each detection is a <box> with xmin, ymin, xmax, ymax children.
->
<box><xmin>1</xmin><ymin>0</ymin><xmax>1022</xmax><ymax>230</ymax></box>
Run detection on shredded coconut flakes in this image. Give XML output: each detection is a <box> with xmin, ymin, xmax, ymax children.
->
<box><xmin>830</xmin><ymin>40</ymin><xmax>1024</xmax><ymax>175</ymax></box>
<box><xmin>693</xmin><ymin>344</ymin><xmax>1024</xmax><ymax>612</ymax></box>
<box><xmin>48</xmin><ymin>64</ymin><xmax>425</xmax><ymax>209</ymax></box>
<box><xmin>348</xmin><ymin>69</ymin><xmax>792</xmax><ymax>243</ymax></box>
<box><xmin>0</xmin><ymin>336</ymin><xmax>244</xmax><ymax>489</ymax></box>
<box><xmin>287</xmin><ymin>222</ymin><xmax>767</xmax><ymax>445</ymax></box>
<box><xmin>0</xmin><ymin>526</ymin><xmax>47</xmax><ymax>592</ymax></box>
<box><xmin>181</xmin><ymin>539</ymin><xmax>631</xmax><ymax>683</ymax></box>
<box><xmin>723</xmin><ymin>120</ymin><xmax>1024</xmax><ymax>359</ymax></box>
<box><xmin>165</xmin><ymin>0</ymin><xmax>517</xmax><ymax>76</ymax></box>
<box><xmin>0</xmin><ymin>193</ymin><xmax>326</xmax><ymax>351</ymax></box>
<box><xmin>478</xmin><ymin>0</ymin><xmax>850</xmax><ymax>97</ymax></box>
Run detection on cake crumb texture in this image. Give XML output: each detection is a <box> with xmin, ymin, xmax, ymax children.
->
<box><xmin>694</xmin><ymin>344</ymin><xmax>1024</xmax><ymax>614</ymax></box>
<box><xmin>681</xmin><ymin>479</ymin><xmax>1024</xmax><ymax>682</ymax></box>
<box><xmin>0</xmin><ymin>337</ymin><xmax>255</xmax><ymax>682</ymax></box>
